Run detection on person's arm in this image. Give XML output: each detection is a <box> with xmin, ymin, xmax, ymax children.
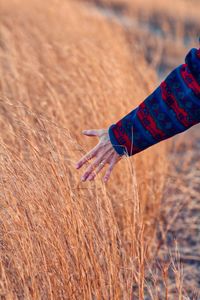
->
<box><xmin>109</xmin><ymin>47</ymin><xmax>200</xmax><ymax>156</ymax></box>
<box><xmin>76</xmin><ymin>47</ymin><xmax>200</xmax><ymax>182</ymax></box>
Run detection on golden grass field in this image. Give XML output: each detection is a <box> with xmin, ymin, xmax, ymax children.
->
<box><xmin>0</xmin><ymin>0</ymin><xmax>199</xmax><ymax>299</ymax></box>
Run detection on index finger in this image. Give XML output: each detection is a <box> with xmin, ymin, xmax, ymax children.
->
<box><xmin>75</xmin><ymin>144</ymin><xmax>99</xmax><ymax>169</ymax></box>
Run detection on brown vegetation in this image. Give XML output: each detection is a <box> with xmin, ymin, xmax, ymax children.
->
<box><xmin>0</xmin><ymin>0</ymin><xmax>199</xmax><ymax>299</ymax></box>
<box><xmin>84</xmin><ymin>0</ymin><xmax>200</xmax><ymax>77</ymax></box>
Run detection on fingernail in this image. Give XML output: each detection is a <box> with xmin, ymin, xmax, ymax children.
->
<box><xmin>88</xmin><ymin>175</ymin><xmax>94</xmax><ymax>181</ymax></box>
<box><xmin>75</xmin><ymin>164</ymin><xmax>79</xmax><ymax>169</ymax></box>
<box><xmin>81</xmin><ymin>176</ymin><xmax>86</xmax><ymax>182</ymax></box>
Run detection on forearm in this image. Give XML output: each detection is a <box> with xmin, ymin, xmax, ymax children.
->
<box><xmin>109</xmin><ymin>48</ymin><xmax>200</xmax><ymax>156</ymax></box>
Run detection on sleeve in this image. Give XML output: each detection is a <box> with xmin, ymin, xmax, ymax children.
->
<box><xmin>108</xmin><ymin>47</ymin><xmax>200</xmax><ymax>156</ymax></box>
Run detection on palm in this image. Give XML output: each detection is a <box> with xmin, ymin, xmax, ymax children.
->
<box><xmin>76</xmin><ymin>129</ymin><xmax>121</xmax><ymax>182</ymax></box>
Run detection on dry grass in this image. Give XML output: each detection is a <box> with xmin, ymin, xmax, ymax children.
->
<box><xmin>84</xmin><ymin>0</ymin><xmax>200</xmax><ymax>77</ymax></box>
<box><xmin>0</xmin><ymin>0</ymin><xmax>198</xmax><ymax>299</ymax></box>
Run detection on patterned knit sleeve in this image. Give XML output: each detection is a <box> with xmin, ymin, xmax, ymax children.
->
<box><xmin>108</xmin><ymin>47</ymin><xmax>200</xmax><ymax>156</ymax></box>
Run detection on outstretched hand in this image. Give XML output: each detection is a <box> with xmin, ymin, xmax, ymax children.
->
<box><xmin>75</xmin><ymin>129</ymin><xmax>122</xmax><ymax>182</ymax></box>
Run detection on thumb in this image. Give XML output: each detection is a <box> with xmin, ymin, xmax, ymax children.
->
<box><xmin>82</xmin><ymin>129</ymin><xmax>106</xmax><ymax>137</ymax></box>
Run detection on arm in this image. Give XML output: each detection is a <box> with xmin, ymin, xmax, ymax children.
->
<box><xmin>109</xmin><ymin>47</ymin><xmax>200</xmax><ymax>156</ymax></box>
<box><xmin>76</xmin><ymin>47</ymin><xmax>200</xmax><ymax>181</ymax></box>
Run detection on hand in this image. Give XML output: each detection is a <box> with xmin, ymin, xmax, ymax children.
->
<box><xmin>75</xmin><ymin>129</ymin><xmax>122</xmax><ymax>182</ymax></box>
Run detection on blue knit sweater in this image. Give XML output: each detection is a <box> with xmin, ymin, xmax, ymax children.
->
<box><xmin>109</xmin><ymin>47</ymin><xmax>200</xmax><ymax>156</ymax></box>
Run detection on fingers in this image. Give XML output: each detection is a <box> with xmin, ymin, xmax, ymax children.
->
<box><xmin>76</xmin><ymin>128</ymin><xmax>120</xmax><ymax>183</ymax></box>
<box><xmin>87</xmin><ymin>159</ymin><xmax>106</xmax><ymax>181</ymax></box>
<box><xmin>81</xmin><ymin>148</ymin><xmax>112</xmax><ymax>182</ymax></box>
<box><xmin>75</xmin><ymin>129</ymin><xmax>107</xmax><ymax>169</ymax></box>
<box><xmin>76</xmin><ymin>144</ymin><xmax>99</xmax><ymax>169</ymax></box>
<box><xmin>103</xmin><ymin>155</ymin><xmax>118</xmax><ymax>182</ymax></box>
<box><xmin>82</xmin><ymin>129</ymin><xmax>106</xmax><ymax>137</ymax></box>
